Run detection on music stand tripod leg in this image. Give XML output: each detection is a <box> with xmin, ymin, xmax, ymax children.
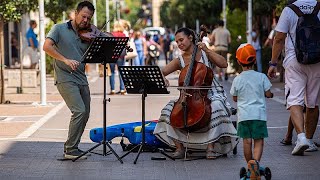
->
<box><xmin>104</xmin><ymin>140</ymin><xmax>123</xmax><ymax>162</ymax></box>
<box><xmin>72</xmin><ymin>143</ymin><xmax>101</xmax><ymax>162</ymax></box>
<box><xmin>73</xmin><ymin>62</ymin><xmax>123</xmax><ymax>163</ymax></box>
<box><xmin>120</xmin><ymin>88</ymin><xmax>147</xmax><ymax>164</ymax></box>
<box><xmin>72</xmin><ymin>36</ymin><xmax>129</xmax><ymax>163</ymax></box>
<box><xmin>132</xmin><ymin>89</ymin><xmax>147</xmax><ymax>164</ymax></box>
<box><xmin>158</xmin><ymin>149</ymin><xmax>175</xmax><ymax>161</ymax></box>
<box><xmin>120</xmin><ymin>144</ymin><xmax>141</xmax><ymax>159</ymax></box>
<box><xmin>133</xmin><ymin>144</ymin><xmax>144</xmax><ymax>164</ymax></box>
<box><xmin>118</xmin><ymin>66</ymin><xmax>172</xmax><ymax>163</ymax></box>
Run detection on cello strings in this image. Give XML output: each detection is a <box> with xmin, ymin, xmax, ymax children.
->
<box><xmin>167</xmin><ymin>85</ymin><xmax>224</xmax><ymax>90</ymax></box>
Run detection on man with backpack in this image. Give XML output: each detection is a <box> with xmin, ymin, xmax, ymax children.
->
<box><xmin>268</xmin><ymin>0</ymin><xmax>320</xmax><ymax>156</ymax></box>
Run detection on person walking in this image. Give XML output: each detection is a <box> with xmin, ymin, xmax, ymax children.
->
<box><xmin>231</xmin><ymin>43</ymin><xmax>273</xmax><ymax>179</ymax></box>
<box><xmin>133</xmin><ymin>30</ymin><xmax>146</xmax><ymax>66</ymax></box>
<box><xmin>268</xmin><ymin>0</ymin><xmax>320</xmax><ymax>155</ymax></box>
<box><xmin>210</xmin><ymin>20</ymin><xmax>231</xmax><ymax>81</ymax></box>
<box><xmin>43</xmin><ymin>1</ymin><xmax>95</xmax><ymax>159</ymax></box>
<box><xmin>25</xmin><ymin>20</ymin><xmax>39</xmax><ymax>69</ymax></box>
<box><xmin>251</xmin><ymin>29</ymin><xmax>262</xmax><ymax>73</ymax></box>
<box><xmin>109</xmin><ymin>20</ymin><xmax>126</xmax><ymax>95</ymax></box>
<box><xmin>145</xmin><ymin>33</ymin><xmax>161</xmax><ymax>65</ymax></box>
<box><xmin>162</xmin><ymin>29</ymin><xmax>173</xmax><ymax>64</ymax></box>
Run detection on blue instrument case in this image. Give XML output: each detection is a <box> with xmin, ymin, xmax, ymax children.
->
<box><xmin>90</xmin><ymin>120</ymin><xmax>168</xmax><ymax>149</ymax></box>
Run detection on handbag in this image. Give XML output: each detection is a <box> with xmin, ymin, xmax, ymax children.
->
<box><xmin>125</xmin><ymin>39</ymin><xmax>138</xmax><ymax>60</ymax></box>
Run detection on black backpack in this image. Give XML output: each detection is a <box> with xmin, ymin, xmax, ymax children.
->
<box><xmin>288</xmin><ymin>2</ymin><xmax>320</xmax><ymax>65</ymax></box>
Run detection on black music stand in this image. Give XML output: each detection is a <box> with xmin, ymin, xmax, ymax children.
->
<box><xmin>118</xmin><ymin>66</ymin><xmax>174</xmax><ymax>164</ymax></box>
<box><xmin>73</xmin><ymin>36</ymin><xmax>128</xmax><ymax>163</ymax></box>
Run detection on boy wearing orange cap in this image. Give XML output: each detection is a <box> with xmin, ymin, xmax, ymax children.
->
<box><xmin>230</xmin><ymin>43</ymin><xmax>273</xmax><ymax>179</ymax></box>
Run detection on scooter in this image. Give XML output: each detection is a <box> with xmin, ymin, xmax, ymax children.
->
<box><xmin>240</xmin><ymin>166</ymin><xmax>272</xmax><ymax>180</ymax></box>
<box><xmin>146</xmin><ymin>44</ymin><xmax>160</xmax><ymax>65</ymax></box>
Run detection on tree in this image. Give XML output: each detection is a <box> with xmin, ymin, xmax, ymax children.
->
<box><xmin>227</xmin><ymin>8</ymin><xmax>247</xmax><ymax>73</ymax></box>
<box><xmin>44</xmin><ymin>0</ymin><xmax>77</xmax><ymax>23</ymax></box>
<box><xmin>0</xmin><ymin>0</ymin><xmax>38</xmax><ymax>104</ymax></box>
<box><xmin>94</xmin><ymin>0</ymin><xmax>141</xmax><ymax>31</ymax></box>
<box><xmin>160</xmin><ymin>0</ymin><xmax>222</xmax><ymax>29</ymax></box>
<box><xmin>0</xmin><ymin>0</ymin><xmax>76</xmax><ymax>103</ymax></box>
<box><xmin>0</xmin><ymin>1</ymin><xmax>38</xmax><ymax>22</ymax></box>
<box><xmin>159</xmin><ymin>0</ymin><xmax>284</xmax><ymax>74</ymax></box>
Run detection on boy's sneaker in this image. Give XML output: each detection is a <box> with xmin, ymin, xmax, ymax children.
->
<box><xmin>292</xmin><ymin>136</ymin><xmax>309</xmax><ymax>155</ymax></box>
<box><xmin>305</xmin><ymin>140</ymin><xmax>318</xmax><ymax>152</ymax></box>
<box><xmin>64</xmin><ymin>150</ymin><xmax>87</xmax><ymax>160</ymax></box>
<box><xmin>247</xmin><ymin>160</ymin><xmax>261</xmax><ymax>180</ymax></box>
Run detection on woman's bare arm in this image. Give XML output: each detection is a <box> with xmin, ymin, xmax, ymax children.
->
<box><xmin>161</xmin><ymin>58</ymin><xmax>181</xmax><ymax>86</ymax></box>
<box><xmin>198</xmin><ymin>42</ymin><xmax>227</xmax><ymax>68</ymax></box>
<box><xmin>161</xmin><ymin>58</ymin><xmax>181</xmax><ymax>76</ymax></box>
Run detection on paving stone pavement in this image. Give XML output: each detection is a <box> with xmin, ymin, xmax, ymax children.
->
<box><xmin>0</xmin><ymin>62</ymin><xmax>319</xmax><ymax>180</ymax></box>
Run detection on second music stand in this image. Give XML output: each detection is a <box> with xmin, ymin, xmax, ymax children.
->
<box><xmin>118</xmin><ymin>66</ymin><xmax>174</xmax><ymax>164</ymax></box>
<box><xmin>73</xmin><ymin>36</ymin><xmax>128</xmax><ymax>163</ymax></box>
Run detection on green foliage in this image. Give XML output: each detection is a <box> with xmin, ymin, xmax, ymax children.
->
<box><xmin>0</xmin><ymin>0</ymin><xmax>77</xmax><ymax>23</ymax></box>
<box><xmin>95</xmin><ymin>0</ymin><xmax>115</xmax><ymax>29</ymax></box>
<box><xmin>0</xmin><ymin>0</ymin><xmax>38</xmax><ymax>22</ymax></box>
<box><xmin>122</xmin><ymin>0</ymin><xmax>140</xmax><ymax>29</ymax></box>
<box><xmin>275</xmin><ymin>0</ymin><xmax>289</xmax><ymax>17</ymax></box>
<box><xmin>227</xmin><ymin>8</ymin><xmax>247</xmax><ymax>73</ymax></box>
<box><xmin>160</xmin><ymin>0</ymin><xmax>222</xmax><ymax>29</ymax></box>
<box><xmin>44</xmin><ymin>0</ymin><xmax>77</xmax><ymax>23</ymax></box>
<box><xmin>160</xmin><ymin>0</ymin><xmax>282</xmax><ymax>73</ymax></box>
<box><xmin>94</xmin><ymin>0</ymin><xmax>140</xmax><ymax>31</ymax></box>
<box><xmin>229</xmin><ymin>0</ymin><xmax>278</xmax><ymax>15</ymax></box>
<box><xmin>227</xmin><ymin>7</ymin><xmax>274</xmax><ymax>74</ymax></box>
<box><xmin>252</xmin><ymin>0</ymin><xmax>278</xmax><ymax>16</ymax></box>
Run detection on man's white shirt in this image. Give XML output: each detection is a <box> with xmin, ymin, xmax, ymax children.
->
<box><xmin>275</xmin><ymin>0</ymin><xmax>319</xmax><ymax>67</ymax></box>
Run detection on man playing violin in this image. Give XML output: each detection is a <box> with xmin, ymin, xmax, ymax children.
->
<box><xmin>43</xmin><ymin>1</ymin><xmax>95</xmax><ymax>159</ymax></box>
<box><xmin>153</xmin><ymin>27</ymin><xmax>238</xmax><ymax>159</ymax></box>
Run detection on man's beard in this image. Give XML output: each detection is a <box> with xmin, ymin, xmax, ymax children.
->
<box><xmin>77</xmin><ymin>21</ymin><xmax>88</xmax><ymax>30</ymax></box>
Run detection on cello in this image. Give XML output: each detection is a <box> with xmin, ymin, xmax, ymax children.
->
<box><xmin>170</xmin><ymin>25</ymin><xmax>213</xmax><ymax>132</ymax></box>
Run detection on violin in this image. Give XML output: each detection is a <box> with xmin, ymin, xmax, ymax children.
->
<box><xmin>170</xmin><ymin>25</ymin><xmax>214</xmax><ymax>132</ymax></box>
<box><xmin>78</xmin><ymin>24</ymin><xmax>113</xmax><ymax>43</ymax></box>
<box><xmin>78</xmin><ymin>24</ymin><xmax>133</xmax><ymax>52</ymax></box>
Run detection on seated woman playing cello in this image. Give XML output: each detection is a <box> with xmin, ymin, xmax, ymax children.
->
<box><xmin>153</xmin><ymin>27</ymin><xmax>238</xmax><ymax>159</ymax></box>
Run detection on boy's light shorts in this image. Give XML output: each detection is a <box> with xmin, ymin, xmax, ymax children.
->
<box><xmin>237</xmin><ymin>120</ymin><xmax>268</xmax><ymax>139</ymax></box>
<box><xmin>285</xmin><ymin>59</ymin><xmax>320</xmax><ymax>109</ymax></box>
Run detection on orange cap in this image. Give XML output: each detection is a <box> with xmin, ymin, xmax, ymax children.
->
<box><xmin>236</xmin><ymin>43</ymin><xmax>256</xmax><ymax>64</ymax></box>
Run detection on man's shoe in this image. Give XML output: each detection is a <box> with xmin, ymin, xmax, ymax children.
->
<box><xmin>305</xmin><ymin>140</ymin><xmax>318</xmax><ymax>152</ymax></box>
<box><xmin>280</xmin><ymin>139</ymin><xmax>292</xmax><ymax>146</ymax></box>
<box><xmin>64</xmin><ymin>150</ymin><xmax>87</xmax><ymax>160</ymax></box>
<box><xmin>78</xmin><ymin>149</ymin><xmax>91</xmax><ymax>156</ymax></box>
<box><xmin>292</xmin><ymin>136</ymin><xmax>309</xmax><ymax>155</ymax></box>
